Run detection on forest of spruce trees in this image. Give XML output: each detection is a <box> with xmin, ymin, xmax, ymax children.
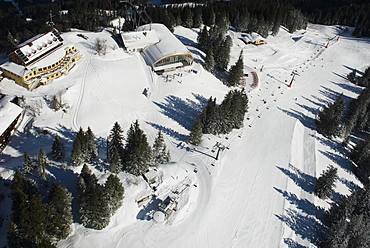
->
<box><xmin>3</xmin><ymin>120</ymin><xmax>171</xmax><ymax>247</ymax></box>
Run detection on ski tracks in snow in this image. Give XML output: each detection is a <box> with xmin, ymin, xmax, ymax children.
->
<box><xmin>72</xmin><ymin>54</ymin><xmax>92</xmax><ymax>131</ymax></box>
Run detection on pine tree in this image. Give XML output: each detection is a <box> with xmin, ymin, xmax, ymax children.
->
<box><xmin>227</xmin><ymin>51</ymin><xmax>244</xmax><ymax>86</ymax></box>
<box><xmin>23</xmin><ymin>153</ymin><xmax>33</xmax><ymax>173</ymax></box>
<box><xmin>315</xmin><ymin>165</ymin><xmax>338</xmax><ymax>199</ymax></box>
<box><xmin>316</xmin><ymin>95</ymin><xmax>345</xmax><ymax>137</ymax></box>
<box><xmin>197</xmin><ymin>26</ymin><xmax>209</xmax><ymax>52</ymax></box>
<box><xmin>351</xmin><ymin>137</ymin><xmax>370</xmax><ymax>183</ymax></box>
<box><xmin>110</xmin><ymin>146</ymin><xmax>122</xmax><ymax>173</ymax></box>
<box><xmin>105</xmin><ymin>174</ymin><xmax>124</xmax><ymax>214</ymax></box>
<box><xmin>38</xmin><ymin>149</ymin><xmax>47</xmax><ymax>180</ymax></box>
<box><xmin>217</xmin><ymin>35</ymin><xmax>232</xmax><ymax>71</ymax></box>
<box><xmin>204</xmin><ymin>49</ymin><xmax>215</xmax><ymax>73</ymax></box>
<box><xmin>189</xmin><ymin>120</ymin><xmax>203</xmax><ymax>145</ymax></box>
<box><xmin>51</xmin><ymin>135</ymin><xmax>65</xmax><ymax>161</ymax></box>
<box><xmin>71</xmin><ymin>128</ymin><xmax>86</xmax><ymax>166</ymax></box>
<box><xmin>183</xmin><ymin>7</ymin><xmax>193</xmax><ymax>28</ymax></box>
<box><xmin>193</xmin><ymin>7</ymin><xmax>203</xmax><ymax>28</ymax></box>
<box><xmin>107</xmin><ymin>122</ymin><xmax>124</xmax><ymax>169</ymax></box>
<box><xmin>152</xmin><ymin>131</ymin><xmax>170</xmax><ymax>166</ymax></box>
<box><xmin>78</xmin><ymin>164</ymin><xmax>110</xmax><ymax>229</ymax></box>
<box><xmin>47</xmin><ymin>184</ymin><xmax>73</xmax><ymax>240</ymax></box>
<box><xmin>122</xmin><ymin>121</ymin><xmax>152</xmax><ymax>176</ymax></box>
<box><xmin>85</xmin><ymin>127</ymin><xmax>97</xmax><ymax>162</ymax></box>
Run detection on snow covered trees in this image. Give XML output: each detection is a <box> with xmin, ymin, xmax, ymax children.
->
<box><xmin>122</xmin><ymin>121</ymin><xmax>152</xmax><ymax>176</ymax></box>
<box><xmin>107</xmin><ymin>122</ymin><xmax>171</xmax><ymax>175</ymax></box>
<box><xmin>152</xmin><ymin>131</ymin><xmax>170</xmax><ymax>166</ymax></box>
<box><xmin>51</xmin><ymin>135</ymin><xmax>65</xmax><ymax>161</ymax></box>
<box><xmin>71</xmin><ymin>127</ymin><xmax>97</xmax><ymax>166</ymax></box>
<box><xmin>8</xmin><ymin>172</ymin><xmax>72</xmax><ymax>247</ymax></box>
<box><xmin>314</xmin><ymin>165</ymin><xmax>338</xmax><ymax>199</ymax></box>
<box><xmin>107</xmin><ymin>122</ymin><xmax>124</xmax><ymax>173</ymax></box>
<box><xmin>351</xmin><ymin>137</ymin><xmax>370</xmax><ymax>183</ymax></box>
<box><xmin>227</xmin><ymin>52</ymin><xmax>244</xmax><ymax>87</ymax></box>
<box><xmin>78</xmin><ymin>165</ymin><xmax>124</xmax><ymax>230</ymax></box>
<box><xmin>189</xmin><ymin>121</ymin><xmax>203</xmax><ymax>145</ymax></box>
<box><xmin>38</xmin><ymin>149</ymin><xmax>47</xmax><ymax>180</ymax></box>
<box><xmin>321</xmin><ymin>184</ymin><xmax>370</xmax><ymax>248</ymax></box>
<box><xmin>105</xmin><ymin>174</ymin><xmax>124</xmax><ymax>213</ymax></box>
<box><xmin>204</xmin><ymin>50</ymin><xmax>215</xmax><ymax>73</ymax></box>
<box><xmin>316</xmin><ymin>95</ymin><xmax>344</xmax><ymax>137</ymax></box>
<box><xmin>189</xmin><ymin>90</ymin><xmax>248</xmax><ymax>144</ymax></box>
<box><xmin>47</xmin><ymin>184</ymin><xmax>73</xmax><ymax>241</ymax></box>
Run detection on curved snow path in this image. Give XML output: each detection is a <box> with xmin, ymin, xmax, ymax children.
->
<box><xmin>72</xmin><ymin>54</ymin><xmax>92</xmax><ymax>131</ymax></box>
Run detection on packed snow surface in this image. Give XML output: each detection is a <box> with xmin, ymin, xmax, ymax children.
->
<box><xmin>0</xmin><ymin>24</ymin><xmax>369</xmax><ymax>248</ymax></box>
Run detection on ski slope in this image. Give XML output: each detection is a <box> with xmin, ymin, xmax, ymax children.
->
<box><xmin>0</xmin><ymin>24</ymin><xmax>370</xmax><ymax>248</ymax></box>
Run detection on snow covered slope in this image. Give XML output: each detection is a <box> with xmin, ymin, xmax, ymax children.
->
<box><xmin>0</xmin><ymin>24</ymin><xmax>369</xmax><ymax>248</ymax></box>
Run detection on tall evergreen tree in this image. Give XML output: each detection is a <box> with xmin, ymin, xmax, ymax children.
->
<box><xmin>78</xmin><ymin>164</ymin><xmax>110</xmax><ymax>229</ymax></box>
<box><xmin>204</xmin><ymin>49</ymin><xmax>215</xmax><ymax>73</ymax></box>
<box><xmin>105</xmin><ymin>174</ymin><xmax>124</xmax><ymax>213</ymax></box>
<box><xmin>227</xmin><ymin>51</ymin><xmax>244</xmax><ymax>87</ymax></box>
<box><xmin>23</xmin><ymin>153</ymin><xmax>33</xmax><ymax>173</ymax></box>
<box><xmin>315</xmin><ymin>165</ymin><xmax>338</xmax><ymax>199</ymax></box>
<box><xmin>38</xmin><ymin>149</ymin><xmax>47</xmax><ymax>180</ymax></box>
<box><xmin>316</xmin><ymin>95</ymin><xmax>345</xmax><ymax>137</ymax></box>
<box><xmin>47</xmin><ymin>184</ymin><xmax>73</xmax><ymax>240</ymax></box>
<box><xmin>152</xmin><ymin>131</ymin><xmax>170</xmax><ymax>166</ymax></box>
<box><xmin>51</xmin><ymin>135</ymin><xmax>65</xmax><ymax>161</ymax></box>
<box><xmin>122</xmin><ymin>121</ymin><xmax>152</xmax><ymax>176</ymax></box>
<box><xmin>107</xmin><ymin>122</ymin><xmax>124</xmax><ymax>168</ymax></box>
<box><xmin>189</xmin><ymin>120</ymin><xmax>203</xmax><ymax>145</ymax></box>
<box><xmin>85</xmin><ymin>127</ymin><xmax>98</xmax><ymax>162</ymax></box>
<box><xmin>71</xmin><ymin>128</ymin><xmax>86</xmax><ymax>166</ymax></box>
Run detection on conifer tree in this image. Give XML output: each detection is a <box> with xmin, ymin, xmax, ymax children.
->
<box><xmin>315</xmin><ymin>165</ymin><xmax>338</xmax><ymax>199</ymax></box>
<box><xmin>105</xmin><ymin>174</ymin><xmax>124</xmax><ymax>213</ymax></box>
<box><xmin>51</xmin><ymin>135</ymin><xmax>65</xmax><ymax>161</ymax></box>
<box><xmin>107</xmin><ymin>122</ymin><xmax>124</xmax><ymax>168</ymax></box>
<box><xmin>110</xmin><ymin>147</ymin><xmax>122</xmax><ymax>173</ymax></box>
<box><xmin>189</xmin><ymin>120</ymin><xmax>203</xmax><ymax>145</ymax></box>
<box><xmin>227</xmin><ymin>51</ymin><xmax>244</xmax><ymax>86</ymax></box>
<box><xmin>72</xmin><ymin>128</ymin><xmax>86</xmax><ymax>166</ymax></box>
<box><xmin>85</xmin><ymin>127</ymin><xmax>98</xmax><ymax>162</ymax></box>
<box><xmin>316</xmin><ymin>95</ymin><xmax>345</xmax><ymax>137</ymax></box>
<box><xmin>78</xmin><ymin>164</ymin><xmax>110</xmax><ymax>229</ymax></box>
<box><xmin>152</xmin><ymin>131</ymin><xmax>170</xmax><ymax>166</ymax></box>
<box><xmin>197</xmin><ymin>26</ymin><xmax>209</xmax><ymax>52</ymax></box>
<box><xmin>183</xmin><ymin>7</ymin><xmax>193</xmax><ymax>28</ymax></box>
<box><xmin>23</xmin><ymin>152</ymin><xmax>33</xmax><ymax>173</ymax></box>
<box><xmin>204</xmin><ymin>50</ymin><xmax>215</xmax><ymax>73</ymax></box>
<box><xmin>38</xmin><ymin>149</ymin><xmax>47</xmax><ymax>179</ymax></box>
<box><xmin>122</xmin><ymin>121</ymin><xmax>152</xmax><ymax>176</ymax></box>
<box><xmin>47</xmin><ymin>184</ymin><xmax>73</xmax><ymax>240</ymax></box>
<box><xmin>193</xmin><ymin>7</ymin><xmax>203</xmax><ymax>28</ymax></box>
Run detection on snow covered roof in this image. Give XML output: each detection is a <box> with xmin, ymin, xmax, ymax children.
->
<box><xmin>137</xmin><ymin>23</ymin><xmax>192</xmax><ymax>66</ymax></box>
<box><xmin>0</xmin><ymin>96</ymin><xmax>22</xmax><ymax>136</ymax></box>
<box><xmin>121</xmin><ymin>30</ymin><xmax>159</xmax><ymax>51</ymax></box>
<box><xmin>13</xmin><ymin>29</ymin><xmax>63</xmax><ymax>65</ymax></box>
<box><xmin>240</xmin><ymin>32</ymin><xmax>265</xmax><ymax>43</ymax></box>
<box><xmin>0</xmin><ymin>61</ymin><xmax>29</xmax><ymax>77</ymax></box>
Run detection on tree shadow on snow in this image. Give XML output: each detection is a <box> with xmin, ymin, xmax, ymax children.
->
<box><xmin>318</xmin><ymin>150</ymin><xmax>353</xmax><ymax>173</ymax></box>
<box><xmin>146</xmin><ymin>122</ymin><xmax>188</xmax><ymax>142</ymax></box>
<box><xmin>275</xmin><ymin>208</ymin><xmax>326</xmax><ymax>245</ymax></box>
<box><xmin>283</xmin><ymin>238</ymin><xmax>306</xmax><ymax>248</ymax></box>
<box><xmin>0</xmin><ymin>125</ymin><xmax>76</xmax><ymax>171</ymax></box>
<box><xmin>274</xmin><ymin>187</ymin><xmax>325</xmax><ymax>219</ymax></box>
<box><xmin>329</xmin><ymin>81</ymin><xmax>363</xmax><ymax>95</ymax></box>
<box><xmin>276</xmin><ymin>164</ymin><xmax>316</xmax><ymax>194</ymax></box>
<box><xmin>277</xmin><ymin>106</ymin><xmax>315</xmax><ymax>130</ymax></box>
<box><xmin>48</xmin><ymin>165</ymin><xmax>80</xmax><ymax>222</ymax></box>
<box><xmin>153</xmin><ymin>94</ymin><xmax>207</xmax><ymax>131</ymax></box>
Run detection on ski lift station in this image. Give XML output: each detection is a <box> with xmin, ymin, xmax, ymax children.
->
<box><xmin>121</xmin><ymin>23</ymin><xmax>194</xmax><ymax>73</ymax></box>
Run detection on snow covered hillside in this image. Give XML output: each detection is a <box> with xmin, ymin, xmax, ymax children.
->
<box><xmin>1</xmin><ymin>24</ymin><xmax>370</xmax><ymax>248</ymax></box>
